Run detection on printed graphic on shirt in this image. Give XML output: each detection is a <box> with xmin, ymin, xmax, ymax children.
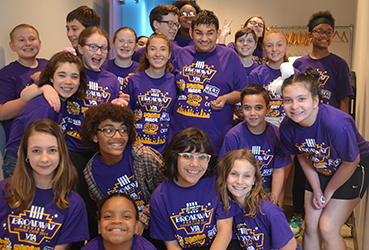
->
<box><xmin>296</xmin><ymin>138</ymin><xmax>337</xmax><ymax>176</ymax></box>
<box><xmin>134</xmin><ymin>88</ymin><xmax>172</xmax><ymax>146</ymax></box>
<box><xmin>176</xmin><ymin>61</ymin><xmax>218</xmax><ymax>119</ymax></box>
<box><xmin>107</xmin><ymin>175</ymin><xmax>146</xmax><ymax>211</ymax></box>
<box><xmin>83</xmin><ymin>81</ymin><xmax>112</xmax><ymax>106</ymax></box>
<box><xmin>170</xmin><ymin>201</ymin><xmax>215</xmax><ymax>248</ymax></box>
<box><xmin>2</xmin><ymin>205</ymin><xmax>62</xmax><ymax>246</ymax></box>
<box><xmin>59</xmin><ymin>100</ymin><xmax>84</xmax><ymax>141</ymax></box>
<box><xmin>250</xmin><ymin>146</ymin><xmax>274</xmax><ymax>183</ymax></box>
<box><xmin>316</xmin><ymin>70</ymin><xmax>332</xmax><ymax>104</ymax></box>
<box><xmin>265</xmin><ymin>80</ymin><xmax>283</xmax><ymax>117</ymax></box>
<box><xmin>235</xmin><ymin>222</ymin><xmax>264</xmax><ymax>250</ymax></box>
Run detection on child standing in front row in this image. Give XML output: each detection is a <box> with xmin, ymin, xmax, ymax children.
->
<box><xmin>0</xmin><ymin>24</ymin><xmax>47</xmax><ymax>143</ymax></box>
<box><xmin>219</xmin><ymin>84</ymin><xmax>290</xmax><ymax>205</ymax></box>
<box><xmin>216</xmin><ymin>149</ymin><xmax>299</xmax><ymax>250</ymax></box>
<box><xmin>0</xmin><ymin>118</ymin><xmax>89</xmax><ymax>249</ymax></box>
<box><xmin>81</xmin><ymin>193</ymin><xmax>157</xmax><ymax>250</ymax></box>
<box><xmin>101</xmin><ymin>27</ymin><xmax>139</xmax><ymax>90</ymax></box>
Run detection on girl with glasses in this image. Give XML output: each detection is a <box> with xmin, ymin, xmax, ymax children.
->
<box><xmin>219</xmin><ymin>15</ymin><xmax>266</xmax><ymax>65</ymax></box>
<box><xmin>80</xmin><ymin>102</ymin><xmax>165</xmax><ymax>246</ymax></box>
<box><xmin>172</xmin><ymin>0</ymin><xmax>201</xmax><ymax>47</ymax></box>
<box><xmin>124</xmin><ymin>33</ymin><xmax>176</xmax><ymax>154</ymax></box>
<box><xmin>150</xmin><ymin>127</ymin><xmax>240</xmax><ymax>250</ymax></box>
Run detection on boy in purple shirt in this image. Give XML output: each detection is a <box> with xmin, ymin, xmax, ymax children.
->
<box><xmin>219</xmin><ymin>84</ymin><xmax>290</xmax><ymax>205</ymax></box>
<box><xmin>0</xmin><ymin>24</ymin><xmax>47</xmax><ymax>142</ymax></box>
<box><xmin>171</xmin><ymin>10</ymin><xmax>248</xmax><ymax>156</ymax></box>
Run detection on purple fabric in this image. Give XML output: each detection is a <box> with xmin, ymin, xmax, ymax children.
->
<box><xmin>124</xmin><ymin>71</ymin><xmax>176</xmax><ymax>153</ymax></box>
<box><xmin>60</xmin><ymin>68</ymin><xmax>120</xmax><ymax>152</ymax></box>
<box><xmin>249</xmin><ymin>63</ymin><xmax>300</xmax><ymax>119</ymax></box>
<box><xmin>81</xmin><ymin>234</ymin><xmax>157</xmax><ymax>250</ymax></box>
<box><xmin>233</xmin><ymin>199</ymin><xmax>295</xmax><ymax>249</ymax></box>
<box><xmin>219</xmin><ymin>121</ymin><xmax>291</xmax><ymax>185</ymax></box>
<box><xmin>171</xmin><ymin>45</ymin><xmax>248</xmax><ymax>156</ymax></box>
<box><xmin>280</xmin><ymin>104</ymin><xmax>369</xmax><ymax>176</ymax></box>
<box><xmin>133</xmin><ymin>41</ymin><xmax>182</xmax><ymax>66</ymax></box>
<box><xmin>6</xmin><ymin>95</ymin><xmax>63</xmax><ymax>154</ymax></box>
<box><xmin>173</xmin><ymin>35</ymin><xmax>194</xmax><ymax>48</ymax></box>
<box><xmin>91</xmin><ymin>147</ymin><xmax>147</xmax><ymax>211</ymax></box>
<box><xmin>293</xmin><ymin>53</ymin><xmax>353</xmax><ymax>108</ymax></box>
<box><xmin>101</xmin><ymin>59</ymin><xmax>139</xmax><ymax>91</ymax></box>
<box><xmin>0</xmin><ymin>179</ymin><xmax>89</xmax><ymax>248</ymax></box>
<box><xmin>150</xmin><ymin>176</ymin><xmax>237</xmax><ymax>248</ymax></box>
<box><xmin>0</xmin><ymin>59</ymin><xmax>48</xmax><ymax>141</ymax></box>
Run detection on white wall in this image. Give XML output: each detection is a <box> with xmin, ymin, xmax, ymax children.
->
<box><xmin>0</xmin><ymin>0</ymin><xmax>109</xmax><ymax>68</ymax></box>
<box><xmin>197</xmin><ymin>0</ymin><xmax>357</xmax><ymax>46</ymax></box>
<box><xmin>352</xmin><ymin>0</ymin><xmax>369</xmax><ymax>249</ymax></box>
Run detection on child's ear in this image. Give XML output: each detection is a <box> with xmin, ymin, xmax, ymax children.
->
<box><xmin>9</xmin><ymin>42</ymin><xmax>16</xmax><ymax>52</ymax></box>
<box><xmin>77</xmin><ymin>44</ymin><xmax>84</xmax><ymax>55</ymax></box>
<box><xmin>153</xmin><ymin>20</ymin><xmax>160</xmax><ymax>32</ymax></box>
<box><xmin>93</xmin><ymin>135</ymin><xmax>98</xmax><ymax>143</ymax></box>
<box><xmin>189</xmin><ymin>28</ymin><xmax>193</xmax><ymax>39</ymax></box>
<box><xmin>97</xmin><ymin>220</ymin><xmax>101</xmax><ymax>235</ymax></box>
<box><xmin>49</xmin><ymin>77</ymin><xmax>54</xmax><ymax>83</ymax></box>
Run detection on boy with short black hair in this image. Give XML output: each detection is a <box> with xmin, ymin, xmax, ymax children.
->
<box><xmin>219</xmin><ymin>84</ymin><xmax>291</xmax><ymax>204</ymax></box>
<box><xmin>66</xmin><ymin>5</ymin><xmax>101</xmax><ymax>48</ymax></box>
<box><xmin>170</xmin><ymin>9</ymin><xmax>248</xmax><ymax>156</ymax></box>
<box><xmin>0</xmin><ymin>24</ymin><xmax>47</xmax><ymax>142</ymax></box>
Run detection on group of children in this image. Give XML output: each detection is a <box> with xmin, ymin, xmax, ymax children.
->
<box><xmin>0</xmin><ymin>1</ymin><xmax>367</xmax><ymax>250</ymax></box>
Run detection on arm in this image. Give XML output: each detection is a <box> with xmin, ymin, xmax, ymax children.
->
<box><xmin>209</xmin><ymin>217</ymin><xmax>233</xmax><ymax>250</ymax></box>
<box><xmin>218</xmin><ymin>19</ymin><xmax>233</xmax><ymax>45</ymax></box>
<box><xmin>271</xmin><ymin>167</ymin><xmax>284</xmax><ymax>207</ymax></box>
<box><xmin>296</xmin><ymin>153</ymin><xmax>324</xmax><ymax>209</ymax></box>
<box><xmin>53</xmin><ymin>244</ymin><xmax>69</xmax><ymax>250</ymax></box>
<box><xmin>164</xmin><ymin>240</ymin><xmax>183</xmax><ymax>250</ymax></box>
<box><xmin>20</xmin><ymin>84</ymin><xmax>61</xmax><ymax>112</ymax></box>
<box><xmin>0</xmin><ymin>99</ymin><xmax>26</xmax><ymax>120</ymax></box>
<box><xmin>279</xmin><ymin>237</ymin><xmax>297</xmax><ymax>250</ymax></box>
<box><xmin>339</xmin><ymin>96</ymin><xmax>349</xmax><ymax>113</ymax></box>
<box><xmin>323</xmin><ymin>155</ymin><xmax>360</xmax><ymax>205</ymax></box>
<box><xmin>210</xmin><ymin>91</ymin><xmax>241</xmax><ymax>111</ymax></box>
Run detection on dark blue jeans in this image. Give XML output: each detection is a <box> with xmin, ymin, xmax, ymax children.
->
<box><xmin>2</xmin><ymin>150</ymin><xmax>17</xmax><ymax>179</ymax></box>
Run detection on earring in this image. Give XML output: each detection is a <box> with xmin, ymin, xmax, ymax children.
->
<box><xmin>25</xmin><ymin>158</ymin><xmax>29</xmax><ymax>162</ymax></box>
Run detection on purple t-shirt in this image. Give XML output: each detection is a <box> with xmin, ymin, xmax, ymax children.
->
<box><xmin>173</xmin><ymin>35</ymin><xmax>194</xmax><ymax>48</ymax></box>
<box><xmin>249</xmin><ymin>63</ymin><xmax>300</xmax><ymax>119</ymax></box>
<box><xmin>0</xmin><ymin>179</ymin><xmax>89</xmax><ymax>249</ymax></box>
<box><xmin>280</xmin><ymin>104</ymin><xmax>369</xmax><ymax>176</ymax></box>
<box><xmin>81</xmin><ymin>234</ymin><xmax>157</xmax><ymax>250</ymax></box>
<box><xmin>60</xmin><ymin>68</ymin><xmax>120</xmax><ymax>152</ymax></box>
<box><xmin>91</xmin><ymin>147</ymin><xmax>146</xmax><ymax>211</ymax></box>
<box><xmin>171</xmin><ymin>45</ymin><xmax>247</xmax><ymax>156</ymax></box>
<box><xmin>219</xmin><ymin>121</ymin><xmax>291</xmax><ymax>185</ymax></box>
<box><xmin>0</xmin><ymin>59</ymin><xmax>48</xmax><ymax>141</ymax></box>
<box><xmin>101</xmin><ymin>59</ymin><xmax>139</xmax><ymax>91</ymax></box>
<box><xmin>293</xmin><ymin>53</ymin><xmax>353</xmax><ymax>108</ymax></box>
<box><xmin>150</xmin><ymin>176</ymin><xmax>237</xmax><ymax>249</ymax></box>
<box><xmin>134</xmin><ymin>41</ymin><xmax>182</xmax><ymax>66</ymax></box>
<box><xmin>6</xmin><ymin>95</ymin><xmax>63</xmax><ymax>154</ymax></box>
<box><xmin>233</xmin><ymin>199</ymin><xmax>296</xmax><ymax>250</ymax></box>
<box><xmin>227</xmin><ymin>42</ymin><xmax>266</xmax><ymax>65</ymax></box>
<box><xmin>124</xmin><ymin>71</ymin><xmax>176</xmax><ymax>153</ymax></box>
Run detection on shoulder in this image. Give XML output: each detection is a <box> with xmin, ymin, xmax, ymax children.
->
<box><xmin>81</xmin><ymin>236</ymin><xmax>103</xmax><ymax>250</ymax></box>
<box><xmin>67</xmin><ymin>190</ymin><xmax>87</xmax><ymax>209</ymax></box>
<box><xmin>133</xmin><ymin>234</ymin><xmax>157</xmax><ymax>250</ymax></box>
<box><xmin>37</xmin><ymin>58</ymin><xmax>48</xmax><ymax>66</ymax></box>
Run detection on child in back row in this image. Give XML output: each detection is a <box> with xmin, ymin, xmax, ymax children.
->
<box><xmin>0</xmin><ymin>24</ymin><xmax>47</xmax><ymax>143</ymax></box>
<box><xmin>101</xmin><ymin>27</ymin><xmax>139</xmax><ymax>90</ymax></box>
<box><xmin>249</xmin><ymin>30</ymin><xmax>299</xmax><ymax>127</ymax></box>
<box><xmin>219</xmin><ymin>84</ymin><xmax>290</xmax><ymax>205</ymax></box>
<box><xmin>216</xmin><ymin>149</ymin><xmax>299</xmax><ymax>249</ymax></box>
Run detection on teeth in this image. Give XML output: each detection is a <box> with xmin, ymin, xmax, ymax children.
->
<box><xmin>111</xmin><ymin>143</ymin><xmax>123</xmax><ymax>146</ymax></box>
<box><xmin>187</xmin><ymin>170</ymin><xmax>200</xmax><ymax>174</ymax></box>
<box><xmin>111</xmin><ymin>229</ymin><xmax>124</xmax><ymax>232</ymax></box>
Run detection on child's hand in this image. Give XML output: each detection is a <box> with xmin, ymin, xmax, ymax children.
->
<box><xmin>218</xmin><ymin>19</ymin><xmax>233</xmax><ymax>44</ymax></box>
<box><xmin>111</xmin><ymin>97</ymin><xmax>128</xmax><ymax>107</ymax></box>
<box><xmin>118</xmin><ymin>91</ymin><xmax>130</xmax><ymax>102</ymax></box>
<box><xmin>312</xmin><ymin>189</ymin><xmax>325</xmax><ymax>209</ymax></box>
<box><xmin>42</xmin><ymin>85</ymin><xmax>61</xmax><ymax>112</ymax></box>
<box><xmin>210</xmin><ymin>96</ymin><xmax>226</xmax><ymax>111</ymax></box>
<box><xmin>123</xmin><ymin>73</ymin><xmax>135</xmax><ymax>89</ymax></box>
<box><xmin>30</xmin><ymin>71</ymin><xmax>41</xmax><ymax>83</ymax></box>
